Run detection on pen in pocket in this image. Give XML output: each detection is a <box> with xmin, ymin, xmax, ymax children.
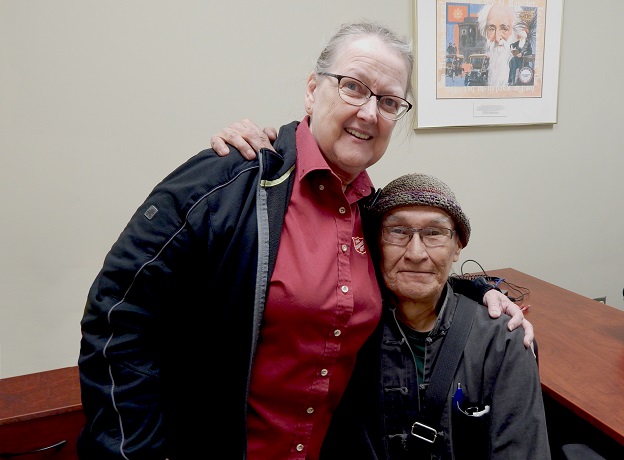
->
<box><xmin>453</xmin><ymin>382</ymin><xmax>490</xmax><ymax>417</ymax></box>
<box><xmin>453</xmin><ymin>382</ymin><xmax>464</xmax><ymax>411</ymax></box>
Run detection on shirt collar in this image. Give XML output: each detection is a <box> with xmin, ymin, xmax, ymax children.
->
<box><xmin>295</xmin><ymin>116</ymin><xmax>375</xmax><ymax>199</ymax></box>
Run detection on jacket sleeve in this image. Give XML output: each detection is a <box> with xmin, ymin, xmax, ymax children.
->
<box><xmin>487</xmin><ymin>330</ymin><xmax>551</xmax><ymax>459</ymax></box>
<box><xmin>77</xmin><ymin>154</ymin><xmax>212</xmax><ymax>460</ymax></box>
<box><xmin>448</xmin><ymin>275</ymin><xmax>497</xmax><ymax>303</ymax></box>
<box><xmin>452</xmin><ymin>314</ymin><xmax>551</xmax><ymax>459</ymax></box>
<box><xmin>78</xmin><ymin>206</ymin><xmax>178</xmax><ymax>458</ymax></box>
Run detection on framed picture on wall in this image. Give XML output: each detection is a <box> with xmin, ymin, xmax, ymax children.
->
<box><xmin>413</xmin><ymin>0</ymin><xmax>564</xmax><ymax>128</ymax></box>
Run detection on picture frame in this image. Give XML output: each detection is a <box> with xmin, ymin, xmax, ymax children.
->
<box><xmin>413</xmin><ymin>0</ymin><xmax>564</xmax><ymax>128</ymax></box>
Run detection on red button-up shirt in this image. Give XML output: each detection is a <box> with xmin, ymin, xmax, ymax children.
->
<box><xmin>246</xmin><ymin>118</ymin><xmax>382</xmax><ymax>460</ymax></box>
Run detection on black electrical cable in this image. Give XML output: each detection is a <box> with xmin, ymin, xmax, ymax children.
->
<box><xmin>453</xmin><ymin>259</ymin><xmax>530</xmax><ymax>303</ymax></box>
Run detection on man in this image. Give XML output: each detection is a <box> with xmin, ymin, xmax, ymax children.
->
<box><xmin>477</xmin><ymin>4</ymin><xmax>522</xmax><ymax>87</ymax></box>
<box><xmin>321</xmin><ymin>173</ymin><xmax>551</xmax><ymax>459</ymax></box>
<box><xmin>509</xmin><ymin>24</ymin><xmax>533</xmax><ymax>85</ymax></box>
<box><xmin>446</xmin><ymin>42</ymin><xmax>456</xmax><ymax>76</ymax></box>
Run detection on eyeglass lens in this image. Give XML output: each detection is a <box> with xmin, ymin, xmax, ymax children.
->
<box><xmin>338</xmin><ymin>77</ymin><xmax>408</xmax><ymax>119</ymax></box>
<box><xmin>383</xmin><ymin>227</ymin><xmax>452</xmax><ymax>247</ymax></box>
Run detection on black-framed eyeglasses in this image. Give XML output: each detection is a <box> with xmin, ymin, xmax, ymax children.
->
<box><xmin>319</xmin><ymin>72</ymin><xmax>412</xmax><ymax>121</ymax></box>
<box><xmin>382</xmin><ymin>226</ymin><xmax>455</xmax><ymax>248</ymax></box>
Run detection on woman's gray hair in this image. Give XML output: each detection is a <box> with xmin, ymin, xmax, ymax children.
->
<box><xmin>314</xmin><ymin>21</ymin><xmax>414</xmax><ymax>100</ymax></box>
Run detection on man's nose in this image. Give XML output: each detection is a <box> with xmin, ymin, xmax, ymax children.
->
<box><xmin>404</xmin><ymin>234</ymin><xmax>429</xmax><ymax>259</ymax></box>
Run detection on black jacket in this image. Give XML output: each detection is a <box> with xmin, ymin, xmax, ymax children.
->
<box><xmin>78</xmin><ymin>121</ymin><xmax>301</xmax><ymax>460</ymax></box>
<box><xmin>321</xmin><ymin>285</ymin><xmax>550</xmax><ymax>459</ymax></box>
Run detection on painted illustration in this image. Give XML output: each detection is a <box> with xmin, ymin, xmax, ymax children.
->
<box><xmin>437</xmin><ymin>1</ymin><xmax>544</xmax><ymax>99</ymax></box>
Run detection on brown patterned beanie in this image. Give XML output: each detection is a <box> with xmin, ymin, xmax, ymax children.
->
<box><xmin>370</xmin><ymin>173</ymin><xmax>471</xmax><ymax>247</ymax></box>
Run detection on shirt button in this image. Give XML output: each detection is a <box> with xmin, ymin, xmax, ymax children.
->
<box><xmin>338</xmin><ymin>206</ymin><xmax>346</xmax><ymax>214</ymax></box>
<box><xmin>320</xmin><ymin>369</ymin><xmax>329</xmax><ymax>376</ymax></box>
<box><xmin>307</xmin><ymin>407</ymin><xmax>315</xmax><ymax>414</ymax></box>
<box><xmin>341</xmin><ymin>244</ymin><xmax>348</xmax><ymax>252</ymax></box>
<box><xmin>319</xmin><ymin>184</ymin><xmax>325</xmax><ymax>191</ymax></box>
<box><xmin>341</xmin><ymin>285</ymin><xmax>349</xmax><ymax>293</ymax></box>
<box><xmin>296</xmin><ymin>444</ymin><xmax>304</xmax><ymax>452</ymax></box>
<box><xmin>334</xmin><ymin>329</ymin><xmax>341</xmax><ymax>337</ymax></box>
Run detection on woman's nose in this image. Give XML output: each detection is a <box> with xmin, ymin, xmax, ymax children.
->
<box><xmin>357</xmin><ymin>97</ymin><xmax>379</xmax><ymax>123</ymax></box>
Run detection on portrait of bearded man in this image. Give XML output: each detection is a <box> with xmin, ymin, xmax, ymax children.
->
<box><xmin>477</xmin><ymin>4</ymin><xmax>523</xmax><ymax>87</ymax></box>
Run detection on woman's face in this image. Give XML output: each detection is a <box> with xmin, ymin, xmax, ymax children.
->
<box><xmin>305</xmin><ymin>36</ymin><xmax>410</xmax><ymax>185</ymax></box>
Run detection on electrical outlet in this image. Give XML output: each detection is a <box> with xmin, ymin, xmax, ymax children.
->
<box><xmin>593</xmin><ymin>296</ymin><xmax>606</xmax><ymax>304</ymax></box>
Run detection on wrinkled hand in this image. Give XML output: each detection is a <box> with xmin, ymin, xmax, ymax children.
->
<box><xmin>483</xmin><ymin>290</ymin><xmax>534</xmax><ymax>348</ymax></box>
<box><xmin>210</xmin><ymin>119</ymin><xmax>277</xmax><ymax>160</ymax></box>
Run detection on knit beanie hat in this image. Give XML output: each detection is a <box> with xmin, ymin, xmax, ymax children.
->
<box><xmin>370</xmin><ymin>173</ymin><xmax>471</xmax><ymax>247</ymax></box>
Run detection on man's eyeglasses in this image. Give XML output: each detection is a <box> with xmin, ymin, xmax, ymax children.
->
<box><xmin>382</xmin><ymin>226</ymin><xmax>455</xmax><ymax>248</ymax></box>
<box><xmin>319</xmin><ymin>72</ymin><xmax>412</xmax><ymax>121</ymax></box>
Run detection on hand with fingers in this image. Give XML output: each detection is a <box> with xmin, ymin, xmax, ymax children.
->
<box><xmin>483</xmin><ymin>289</ymin><xmax>534</xmax><ymax>348</ymax></box>
<box><xmin>210</xmin><ymin>119</ymin><xmax>277</xmax><ymax>160</ymax></box>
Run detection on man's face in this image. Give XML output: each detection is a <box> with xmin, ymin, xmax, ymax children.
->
<box><xmin>305</xmin><ymin>36</ymin><xmax>409</xmax><ymax>185</ymax></box>
<box><xmin>518</xmin><ymin>27</ymin><xmax>528</xmax><ymax>41</ymax></box>
<box><xmin>380</xmin><ymin>206</ymin><xmax>462</xmax><ymax>307</ymax></box>
<box><xmin>486</xmin><ymin>5</ymin><xmax>515</xmax><ymax>46</ymax></box>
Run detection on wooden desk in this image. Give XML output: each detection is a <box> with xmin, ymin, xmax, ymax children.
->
<box><xmin>0</xmin><ymin>366</ymin><xmax>84</xmax><ymax>459</ymax></box>
<box><xmin>489</xmin><ymin>268</ymin><xmax>624</xmax><ymax>448</ymax></box>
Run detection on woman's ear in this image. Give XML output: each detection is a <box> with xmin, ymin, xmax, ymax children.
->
<box><xmin>305</xmin><ymin>72</ymin><xmax>317</xmax><ymax>115</ymax></box>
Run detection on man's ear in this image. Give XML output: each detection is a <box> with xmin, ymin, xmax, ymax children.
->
<box><xmin>305</xmin><ymin>72</ymin><xmax>317</xmax><ymax>115</ymax></box>
<box><xmin>452</xmin><ymin>242</ymin><xmax>462</xmax><ymax>262</ymax></box>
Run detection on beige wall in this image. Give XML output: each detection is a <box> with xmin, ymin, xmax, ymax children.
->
<box><xmin>1</xmin><ymin>0</ymin><xmax>621</xmax><ymax>379</ymax></box>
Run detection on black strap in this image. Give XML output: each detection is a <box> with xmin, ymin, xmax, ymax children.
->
<box><xmin>422</xmin><ymin>296</ymin><xmax>477</xmax><ymax>426</ymax></box>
